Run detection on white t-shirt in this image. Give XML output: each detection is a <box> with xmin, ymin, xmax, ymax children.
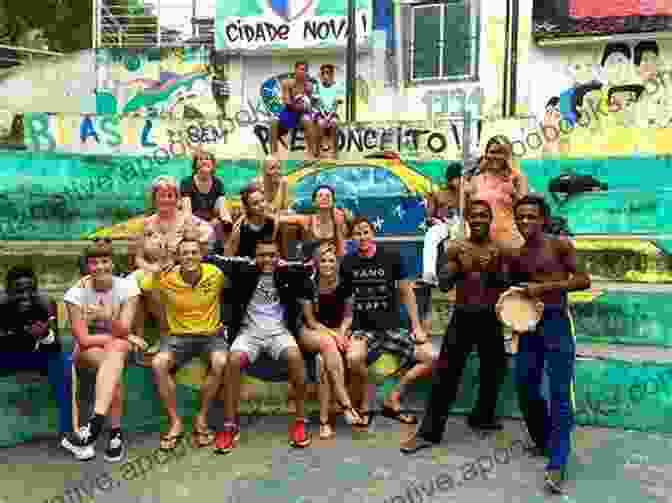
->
<box><xmin>64</xmin><ymin>276</ymin><xmax>140</xmax><ymax>334</ymax></box>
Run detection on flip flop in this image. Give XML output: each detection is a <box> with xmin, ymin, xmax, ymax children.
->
<box><xmin>382</xmin><ymin>406</ymin><xmax>418</xmax><ymax>424</ymax></box>
<box><xmin>192</xmin><ymin>426</ymin><xmax>215</xmax><ymax>447</ymax></box>
<box><xmin>354</xmin><ymin>409</ymin><xmax>372</xmax><ymax>428</ymax></box>
<box><xmin>159</xmin><ymin>432</ymin><xmax>184</xmax><ymax>451</ymax></box>
<box><xmin>319</xmin><ymin>420</ymin><xmax>335</xmax><ymax>439</ymax></box>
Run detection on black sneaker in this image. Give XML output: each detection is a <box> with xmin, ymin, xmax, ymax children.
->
<box><xmin>544</xmin><ymin>468</ymin><xmax>565</xmax><ymax>494</ymax></box>
<box><xmin>60</xmin><ymin>424</ymin><xmax>96</xmax><ymax>461</ymax></box>
<box><xmin>104</xmin><ymin>431</ymin><xmax>126</xmax><ymax>463</ymax></box>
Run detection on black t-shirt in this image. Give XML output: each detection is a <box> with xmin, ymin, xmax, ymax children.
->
<box><xmin>0</xmin><ymin>290</ymin><xmax>61</xmax><ymax>353</ymax></box>
<box><xmin>237</xmin><ymin>218</ymin><xmax>276</xmax><ymax>258</ymax></box>
<box><xmin>180</xmin><ymin>176</ymin><xmax>226</xmax><ymax>221</ymax></box>
<box><xmin>340</xmin><ymin>247</ymin><xmax>409</xmax><ymax>331</ymax></box>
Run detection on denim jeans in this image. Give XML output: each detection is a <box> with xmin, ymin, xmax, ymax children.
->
<box><xmin>515</xmin><ymin>307</ymin><xmax>575</xmax><ymax>471</ymax></box>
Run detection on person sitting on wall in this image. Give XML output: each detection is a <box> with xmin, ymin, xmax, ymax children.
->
<box><xmin>128</xmin><ymin>227</ymin><xmax>172</xmax><ymax>364</ymax></box>
<box><xmin>303</xmin><ymin>241</ymin><xmax>364</xmax><ymax>438</ymax></box>
<box><xmin>253</xmin><ymin>155</ymin><xmax>294</xmax><ymax>214</ymax></box>
<box><xmin>143</xmin><ymin>175</ymin><xmax>214</xmax><ymax>262</ymax></box>
<box><xmin>204</xmin><ymin>241</ymin><xmax>315</xmax><ymax>453</ymax></box>
<box><xmin>271</xmin><ymin>61</ymin><xmax>320</xmax><ymax>159</ymax></box>
<box><xmin>419</xmin><ymin>163</ymin><xmax>463</xmax><ymax>335</ymax></box>
<box><xmin>0</xmin><ymin>266</ymin><xmax>74</xmax><ymax>445</ymax></box>
<box><xmin>180</xmin><ymin>151</ymin><xmax>234</xmax><ymax>247</ymax></box>
<box><xmin>143</xmin><ymin>232</ymin><xmax>230</xmax><ymax>451</ymax></box>
<box><xmin>223</xmin><ymin>184</ymin><xmax>279</xmax><ymax>259</ymax></box>
<box><xmin>313</xmin><ymin>64</ymin><xmax>344</xmax><ymax>159</ymax></box>
<box><xmin>79</xmin><ymin>237</ymin><xmax>113</xmax><ymax>277</ymax></box>
<box><xmin>61</xmin><ymin>247</ymin><xmax>144</xmax><ymax>463</ymax></box>
<box><xmin>342</xmin><ymin>217</ymin><xmax>437</xmax><ymax>427</ymax></box>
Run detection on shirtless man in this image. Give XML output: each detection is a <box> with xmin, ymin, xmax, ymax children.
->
<box><xmin>401</xmin><ymin>199</ymin><xmax>508</xmax><ymax>454</ymax></box>
<box><xmin>271</xmin><ymin>61</ymin><xmax>319</xmax><ymax>158</ymax></box>
<box><xmin>503</xmin><ymin>194</ymin><xmax>590</xmax><ymax>494</ymax></box>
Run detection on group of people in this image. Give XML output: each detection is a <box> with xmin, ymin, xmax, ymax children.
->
<box><xmin>270</xmin><ymin>61</ymin><xmax>344</xmax><ymax>159</ymax></box>
<box><xmin>1</xmin><ymin>137</ymin><xmax>590</xmax><ymax>495</ymax></box>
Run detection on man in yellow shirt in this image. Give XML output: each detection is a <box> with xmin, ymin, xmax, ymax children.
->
<box><xmin>141</xmin><ymin>235</ymin><xmax>229</xmax><ymax>451</ymax></box>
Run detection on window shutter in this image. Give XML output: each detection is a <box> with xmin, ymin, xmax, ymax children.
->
<box><xmin>412</xmin><ymin>5</ymin><xmax>442</xmax><ymax>79</ymax></box>
<box><xmin>443</xmin><ymin>1</ymin><xmax>470</xmax><ymax>78</ymax></box>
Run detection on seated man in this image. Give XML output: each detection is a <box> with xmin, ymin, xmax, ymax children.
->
<box><xmin>314</xmin><ymin>64</ymin><xmax>344</xmax><ymax>159</ymax></box>
<box><xmin>204</xmin><ymin>241</ymin><xmax>314</xmax><ymax>453</ymax></box>
<box><xmin>61</xmin><ymin>247</ymin><xmax>144</xmax><ymax>462</ymax></box>
<box><xmin>0</xmin><ymin>266</ymin><xmax>73</xmax><ymax>444</ymax></box>
<box><xmin>343</xmin><ymin>217</ymin><xmax>437</xmax><ymax>426</ymax></box>
<box><xmin>143</xmin><ymin>234</ymin><xmax>229</xmax><ymax>451</ymax></box>
<box><xmin>270</xmin><ymin>61</ymin><xmax>319</xmax><ymax>159</ymax></box>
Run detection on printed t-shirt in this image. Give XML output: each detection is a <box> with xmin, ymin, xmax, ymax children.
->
<box><xmin>243</xmin><ymin>274</ymin><xmax>287</xmax><ymax>335</ymax></box>
<box><xmin>341</xmin><ymin>248</ymin><xmax>409</xmax><ymax>331</ymax></box>
<box><xmin>64</xmin><ymin>276</ymin><xmax>140</xmax><ymax>336</ymax></box>
<box><xmin>140</xmin><ymin>263</ymin><xmax>227</xmax><ymax>335</ymax></box>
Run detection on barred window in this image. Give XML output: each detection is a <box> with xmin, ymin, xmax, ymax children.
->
<box><xmin>408</xmin><ymin>0</ymin><xmax>478</xmax><ymax>82</ymax></box>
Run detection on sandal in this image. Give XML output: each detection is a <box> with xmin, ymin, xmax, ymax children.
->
<box><xmin>159</xmin><ymin>432</ymin><xmax>184</xmax><ymax>451</ymax></box>
<box><xmin>382</xmin><ymin>405</ymin><xmax>418</xmax><ymax>424</ymax></box>
<box><xmin>341</xmin><ymin>405</ymin><xmax>363</xmax><ymax>426</ymax></box>
<box><xmin>354</xmin><ymin>409</ymin><xmax>372</xmax><ymax>428</ymax></box>
<box><xmin>319</xmin><ymin>420</ymin><xmax>335</xmax><ymax>439</ymax></box>
<box><xmin>192</xmin><ymin>425</ymin><xmax>215</xmax><ymax>447</ymax></box>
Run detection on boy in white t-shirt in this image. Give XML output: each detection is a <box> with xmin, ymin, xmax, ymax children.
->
<box><xmin>314</xmin><ymin>64</ymin><xmax>345</xmax><ymax>158</ymax></box>
<box><xmin>60</xmin><ymin>247</ymin><xmax>144</xmax><ymax>462</ymax></box>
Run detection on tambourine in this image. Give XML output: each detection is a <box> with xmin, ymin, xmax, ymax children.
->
<box><xmin>496</xmin><ymin>287</ymin><xmax>544</xmax><ymax>333</ymax></box>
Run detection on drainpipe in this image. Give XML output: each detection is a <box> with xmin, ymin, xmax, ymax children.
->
<box><xmin>394</xmin><ymin>0</ymin><xmax>403</xmax><ymax>93</ymax></box>
<box><xmin>502</xmin><ymin>0</ymin><xmax>510</xmax><ymax>117</ymax></box>
<box><xmin>508</xmin><ymin>0</ymin><xmax>519</xmax><ymax>116</ymax></box>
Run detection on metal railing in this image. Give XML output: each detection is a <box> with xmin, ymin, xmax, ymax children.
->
<box><xmin>94</xmin><ymin>0</ymin><xmax>215</xmax><ymax>48</ymax></box>
<box><xmin>0</xmin><ymin>44</ymin><xmax>64</xmax><ymax>70</ymax></box>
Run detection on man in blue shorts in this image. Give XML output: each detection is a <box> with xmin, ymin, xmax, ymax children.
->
<box><xmin>271</xmin><ymin>61</ymin><xmax>319</xmax><ymax>158</ymax></box>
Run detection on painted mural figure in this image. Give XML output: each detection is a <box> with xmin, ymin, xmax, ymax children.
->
<box><xmin>271</xmin><ymin>61</ymin><xmax>320</xmax><ymax>159</ymax></box>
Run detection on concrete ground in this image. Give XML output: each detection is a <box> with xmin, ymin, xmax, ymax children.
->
<box><xmin>2</xmin><ymin>410</ymin><xmax>672</xmax><ymax>503</ymax></box>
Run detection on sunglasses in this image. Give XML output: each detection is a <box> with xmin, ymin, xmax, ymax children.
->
<box><xmin>93</xmin><ymin>237</ymin><xmax>112</xmax><ymax>243</ymax></box>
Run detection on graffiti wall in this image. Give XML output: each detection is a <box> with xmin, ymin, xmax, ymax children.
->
<box><xmin>532</xmin><ymin>0</ymin><xmax>672</xmax><ymax>40</ymax></box>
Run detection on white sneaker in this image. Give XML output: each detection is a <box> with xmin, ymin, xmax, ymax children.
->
<box><xmin>61</xmin><ymin>424</ymin><xmax>96</xmax><ymax>461</ymax></box>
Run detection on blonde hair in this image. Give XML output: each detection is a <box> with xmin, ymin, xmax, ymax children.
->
<box><xmin>147</xmin><ymin>175</ymin><xmax>181</xmax><ymax>211</ymax></box>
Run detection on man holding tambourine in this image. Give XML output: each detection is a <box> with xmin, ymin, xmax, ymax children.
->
<box><xmin>498</xmin><ymin>194</ymin><xmax>591</xmax><ymax>495</ymax></box>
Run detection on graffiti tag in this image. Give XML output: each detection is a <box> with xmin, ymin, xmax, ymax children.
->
<box><xmin>253</xmin><ymin>124</ymin><xmax>453</xmax><ymax>155</ymax></box>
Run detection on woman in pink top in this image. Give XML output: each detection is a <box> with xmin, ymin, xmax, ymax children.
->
<box><xmin>468</xmin><ymin>156</ymin><xmax>525</xmax><ymax>248</ymax></box>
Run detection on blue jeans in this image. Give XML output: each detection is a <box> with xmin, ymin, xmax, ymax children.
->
<box><xmin>0</xmin><ymin>351</ymin><xmax>73</xmax><ymax>435</ymax></box>
<box><xmin>515</xmin><ymin>307</ymin><xmax>575</xmax><ymax>471</ymax></box>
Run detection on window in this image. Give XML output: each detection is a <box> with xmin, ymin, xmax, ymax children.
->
<box><xmin>407</xmin><ymin>0</ymin><xmax>478</xmax><ymax>83</ymax></box>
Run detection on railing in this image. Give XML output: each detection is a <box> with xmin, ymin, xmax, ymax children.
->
<box><xmin>0</xmin><ymin>44</ymin><xmax>64</xmax><ymax>70</ymax></box>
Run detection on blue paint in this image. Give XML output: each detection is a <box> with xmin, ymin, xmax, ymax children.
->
<box><xmin>141</xmin><ymin>119</ymin><xmax>156</xmax><ymax>147</ymax></box>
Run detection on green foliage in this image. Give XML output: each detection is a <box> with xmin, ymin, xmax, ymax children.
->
<box><xmin>1</xmin><ymin>0</ymin><xmax>92</xmax><ymax>52</ymax></box>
